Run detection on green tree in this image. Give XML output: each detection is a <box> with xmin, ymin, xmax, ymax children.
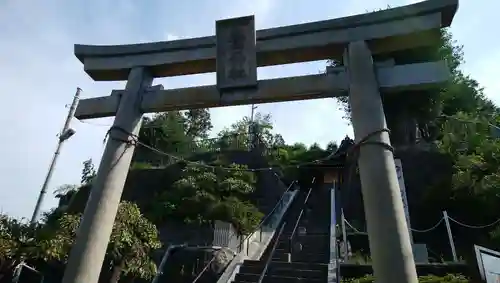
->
<box><xmin>217</xmin><ymin>112</ymin><xmax>285</xmax><ymax>150</ymax></box>
<box><xmin>332</xmin><ymin>30</ymin><xmax>498</xmax><ymax>141</ymax></box>
<box><xmin>150</xmin><ymin>163</ymin><xmax>263</xmax><ymax>234</ymax></box>
<box><xmin>267</xmin><ymin>141</ymin><xmax>338</xmax><ymax>182</ymax></box>
<box><xmin>140</xmin><ymin>111</ymin><xmax>192</xmax><ymax>155</ymax></box>
<box><xmin>139</xmin><ymin>109</ymin><xmax>213</xmax><ymax>156</ymax></box>
<box><xmin>0</xmin><ymin>214</ymin><xmax>39</xmax><ymax>278</ymax></box>
<box><xmin>185</xmin><ymin>109</ymin><xmax>213</xmax><ymax>139</ymax></box>
<box><xmin>53</xmin><ymin>184</ymin><xmax>79</xmax><ymax>198</ymax></box>
<box><xmin>54</xmin><ymin>159</ymin><xmax>99</xmax><ymax>209</ymax></box>
<box><xmin>326</xmin><ymin>141</ymin><xmax>339</xmax><ymax>153</ymax></box>
<box><xmin>81</xmin><ymin>158</ymin><xmax>96</xmax><ymax>185</ymax></box>
<box><xmin>106</xmin><ymin>202</ymin><xmax>162</xmax><ymax>282</ymax></box>
<box><xmin>38</xmin><ymin>202</ymin><xmax>162</xmax><ymax>283</ymax></box>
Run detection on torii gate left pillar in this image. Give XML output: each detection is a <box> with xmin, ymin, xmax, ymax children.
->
<box><xmin>61</xmin><ymin>67</ymin><xmax>157</xmax><ymax>283</ymax></box>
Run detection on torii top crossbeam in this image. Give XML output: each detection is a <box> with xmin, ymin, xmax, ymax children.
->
<box><xmin>74</xmin><ymin>0</ymin><xmax>458</xmax><ymax>81</ymax></box>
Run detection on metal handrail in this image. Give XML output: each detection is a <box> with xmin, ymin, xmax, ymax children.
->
<box><xmin>191</xmin><ymin>179</ymin><xmax>297</xmax><ymax>283</ymax></box>
<box><xmin>12</xmin><ymin>263</ymin><xmax>43</xmax><ymax>283</ymax></box>
<box><xmin>151</xmin><ymin>244</ymin><xmax>187</xmax><ymax>283</ymax></box>
<box><xmin>335</xmin><ymin>245</ymin><xmax>342</xmax><ymax>283</ymax></box>
<box><xmin>257</xmin><ymin>222</ymin><xmax>287</xmax><ymax>283</ymax></box>
<box><xmin>288</xmin><ymin>177</ymin><xmax>315</xmax><ymax>258</ymax></box>
<box><xmin>244</xmin><ymin>178</ymin><xmax>296</xmax><ymax>254</ymax></box>
<box><xmin>288</xmin><ymin>188</ymin><xmax>312</xmax><ymax>256</ymax></box>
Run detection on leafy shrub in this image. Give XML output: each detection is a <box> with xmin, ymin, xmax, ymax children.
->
<box><xmin>130</xmin><ymin>162</ymin><xmax>154</xmax><ymax>170</ymax></box>
<box><xmin>341</xmin><ymin>274</ymin><xmax>469</xmax><ymax>283</ymax></box>
<box><xmin>151</xmin><ymin>163</ymin><xmax>262</xmax><ymax>234</ymax></box>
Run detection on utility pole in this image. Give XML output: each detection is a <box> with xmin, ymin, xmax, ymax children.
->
<box><xmin>61</xmin><ymin>68</ymin><xmax>154</xmax><ymax>283</ymax></box>
<box><xmin>249</xmin><ymin>104</ymin><xmax>258</xmax><ymax>150</ymax></box>
<box><xmin>250</xmin><ymin>104</ymin><xmax>258</xmax><ymax>122</ymax></box>
<box><xmin>345</xmin><ymin>41</ymin><xmax>418</xmax><ymax>283</ymax></box>
<box><xmin>30</xmin><ymin>87</ymin><xmax>81</xmax><ymax>224</ymax></box>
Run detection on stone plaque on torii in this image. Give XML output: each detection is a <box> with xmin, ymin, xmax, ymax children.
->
<box><xmin>61</xmin><ymin>1</ymin><xmax>458</xmax><ymax>283</ymax></box>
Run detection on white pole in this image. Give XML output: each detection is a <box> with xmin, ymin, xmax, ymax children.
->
<box><xmin>30</xmin><ymin>87</ymin><xmax>81</xmax><ymax>224</ymax></box>
<box><xmin>249</xmin><ymin>104</ymin><xmax>258</xmax><ymax>150</ymax></box>
<box><xmin>443</xmin><ymin>211</ymin><xmax>458</xmax><ymax>262</ymax></box>
<box><xmin>341</xmin><ymin>209</ymin><xmax>348</xmax><ymax>261</ymax></box>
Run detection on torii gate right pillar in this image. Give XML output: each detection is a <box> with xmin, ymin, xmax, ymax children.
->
<box><xmin>345</xmin><ymin>41</ymin><xmax>418</xmax><ymax>283</ymax></box>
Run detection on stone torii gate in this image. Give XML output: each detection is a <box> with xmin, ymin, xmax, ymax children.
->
<box><xmin>62</xmin><ymin>1</ymin><xmax>458</xmax><ymax>283</ymax></box>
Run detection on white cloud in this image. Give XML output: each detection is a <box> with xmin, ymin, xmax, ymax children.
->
<box><xmin>165</xmin><ymin>34</ymin><xmax>181</xmax><ymax>41</ymax></box>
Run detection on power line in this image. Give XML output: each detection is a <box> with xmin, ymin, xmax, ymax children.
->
<box><xmin>91</xmin><ymin>121</ymin><xmax>346</xmax><ymax>173</ymax></box>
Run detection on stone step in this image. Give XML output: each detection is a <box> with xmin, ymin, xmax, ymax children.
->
<box><xmin>243</xmin><ymin>260</ymin><xmax>328</xmax><ymax>272</ymax></box>
<box><xmin>277</xmin><ymin>237</ymin><xmax>330</xmax><ymax>249</ymax></box>
<box><xmin>234</xmin><ymin>273</ymin><xmax>323</xmax><ymax>283</ymax></box>
<box><xmin>280</xmin><ymin>228</ymin><xmax>331</xmax><ymax>236</ymax></box>
<box><xmin>238</xmin><ymin>265</ymin><xmax>326</xmax><ymax>280</ymax></box>
<box><xmin>271</xmin><ymin>252</ymin><xmax>329</xmax><ymax>263</ymax></box>
<box><xmin>278</xmin><ymin>234</ymin><xmax>330</xmax><ymax>240</ymax></box>
<box><xmin>275</xmin><ymin>242</ymin><xmax>330</xmax><ymax>252</ymax></box>
<box><xmin>274</xmin><ymin>246</ymin><xmax>330</xmax><ymax>256</ymax></box>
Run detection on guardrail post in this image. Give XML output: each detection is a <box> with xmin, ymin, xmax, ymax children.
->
<box><xmin>443</xmin><ymin>211</ymin><xmax>458</xmax><ymax>262</ymax></box>
<box><xmin>246</xmin><ymin>237</ymin><xmax>250</xmax><ymax>255</ymax></box>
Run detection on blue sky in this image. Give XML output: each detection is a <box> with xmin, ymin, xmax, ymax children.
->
<box><xmin>0</xmin><ymin>0</ymin><xmax>498</xmax><ymax>219</ymax></box>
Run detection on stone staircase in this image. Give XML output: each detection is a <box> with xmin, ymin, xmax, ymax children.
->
<box><xmin>231</xmin><ymin>186</ymin><xmax>332</xmax><ymax>283</ymax></box>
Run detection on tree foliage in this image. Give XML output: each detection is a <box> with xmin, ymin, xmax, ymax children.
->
<box><xmin>106</xmin><ymin>201</ymin><xmax>162</xmax><ymax>282</ymax></box>
<box><xmin>139</xmin><ymin>109</ymin><xmax>213</xmax><ymax>155</ymax></box>
<box><xmin>81</xmin><ymin>158</ymin><xmax>97</xmax><ymax>185</ymax></box>
<box><xmin>150</xmin><ymin>162</ymin><xmax>262</xmax><ymax>234</ymax></box>
<box><xmin>0</xmin><ymin>215</ymin><xmax>37</xmax><ymax>268</ymax></box>
<box><xmin>418</xmin><ymin>31</ymin><xmax>500</xmax><ymax>249</ymax></box>
<box><xmin>268</xmin><ymin>142</ymin><xmax>338</xmax><ymax>181</ymax></box>
<box><xmin>216</xmin><ymin>112</ymin><xmax>285</xmax><ymax>150</ymax></box>
<box><xmin>0</xmin><ymin>202</ymin><xmax>161</xmax><ymax>283</ymax></box>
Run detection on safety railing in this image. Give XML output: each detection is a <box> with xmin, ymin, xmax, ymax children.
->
<box><xmin>335</xmin><ymin>234</ymin><xmax>342</xmax><ymax>283</ymax></box>
<box><xmin>11</xmin><ymin>263</ymin><xmax>43</xmax><ymax>283</ymax></box>
<box><xmin>288</xmin><ymin>177</ymin><xmax>315</xmax><ymax>260</ymax></box>
<box><xmin>257</xmin><ymin>222</ymin><xmax>287</xmax><ymax>283</ymax></box>
<box><xmin>241</xmin><ymin>178</ymin><xmax>297</xmax><ymax>255</ymax></box>
<box><xmin>151</xmin><ymin>244</ymin><xmax>187</xmax><ymax>283</ymax></box>
<box><xmin>191</xmin><ymin>179</ymin><xmax>297</xmax><ymax>283</ymax></box>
